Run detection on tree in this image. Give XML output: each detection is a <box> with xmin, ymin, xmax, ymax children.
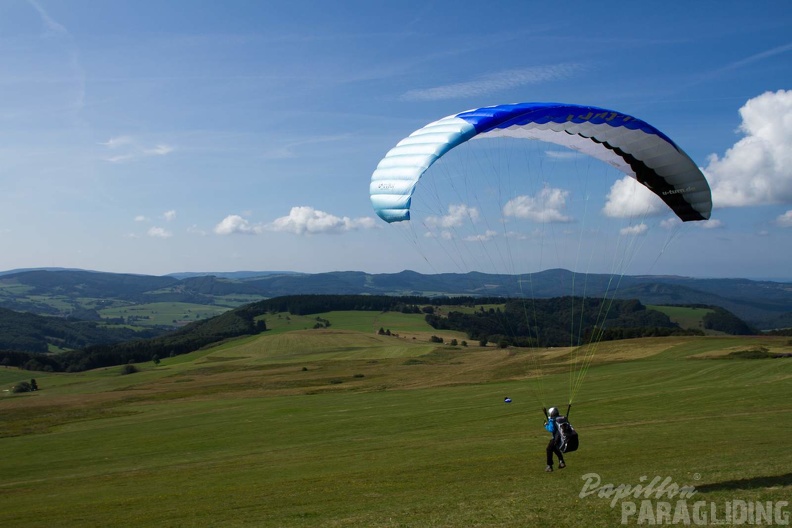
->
<box><xmin>121</xmin><ymin>363</ymin><xmax>138</xmax><ymax>375</ymax></box>
<box><xmin>12</xmin><ymin>381</ymin><xmax>32</xmax><ymax>393</ymax></box>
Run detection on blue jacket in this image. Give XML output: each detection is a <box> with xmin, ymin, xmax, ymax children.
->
<box><xmin>545</xmin><ymin>419</ymin><xmax>556</xmax><ymax>435</ymax></box>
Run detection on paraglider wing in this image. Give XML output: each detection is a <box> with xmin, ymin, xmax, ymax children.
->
<box><xmin>370</xmin><ymin>102</ymin><xmax>712</xmax><ymax>223</ymax></box>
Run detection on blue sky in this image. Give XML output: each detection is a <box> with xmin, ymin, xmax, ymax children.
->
<box><xmin>0</xmin><ymin>1</ymin><xmax>790</xmax><ymax>279</ymax></box>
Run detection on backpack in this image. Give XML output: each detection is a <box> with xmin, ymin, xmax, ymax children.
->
<box><xmin>554</xmin><ymin>415</ymin><xmax>579</xmax><ymax>453</ymax></box>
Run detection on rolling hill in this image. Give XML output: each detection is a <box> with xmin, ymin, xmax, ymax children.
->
<box><xmin>0</xmin><ymin>268</ymin><xmax>790</xmax><ymax>329</ymax></box>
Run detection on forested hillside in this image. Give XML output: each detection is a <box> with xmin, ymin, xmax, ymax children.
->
<box><xmin>425</xmin><ymin>298</ymin><xmax>701</xmax><ymax>347</ymax></box>
<box><xmin>0</xmin><ymin>295</ymin><xmax>758</xmax><ymax>373</ymax></box>
<box><xmin>0</xmin><ymin>307</ymin><xmax>160</xmax><ymax>354</ymax></box>
<box><xmin>0</xmin><ymin>295</ymin><xmax>468</xmax><ymax>371</ymax></box>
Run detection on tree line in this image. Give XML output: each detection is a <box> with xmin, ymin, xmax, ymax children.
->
<box><xmin>0</xmin><ymin>307</ymin><xmax>161</xmax><ymax>353</ymax></box>
<box><xmin>425</xmin><ymin>297</ymin><xmax>703</xmax><ymax>348</ymax></box>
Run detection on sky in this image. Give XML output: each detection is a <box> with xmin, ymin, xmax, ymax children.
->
<box><xmin>0</xmin><ymin>0</ymin><xmax>790</xmax><ymax>280</ymax></box>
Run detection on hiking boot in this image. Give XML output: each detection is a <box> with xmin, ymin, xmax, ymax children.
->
<box><xmin>559</xmin><ymin>461</ymin><xmax>566</xmax><ymax>469</ymax></box>
<box><xmin>545</xmin><ymin>465</ymin><xmax>553</xmax><ymax>472</ymax></box>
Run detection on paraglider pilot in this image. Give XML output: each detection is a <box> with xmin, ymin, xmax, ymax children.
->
<box><xmin>544</xmin><ymin>407</ymin><xmax>565</xmax><ymax>472</ymax></box>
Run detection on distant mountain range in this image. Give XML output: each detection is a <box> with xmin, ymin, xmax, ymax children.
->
<box><xmin>0</xmin><ymin>268</ymin><xmax>790</xmax><ymax>330</ymax></box>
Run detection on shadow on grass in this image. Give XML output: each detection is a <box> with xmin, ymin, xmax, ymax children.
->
<box><xmin>696</xmin><ymin>473</ymin><xmax>792</xmax><ymax>493</ymax></box>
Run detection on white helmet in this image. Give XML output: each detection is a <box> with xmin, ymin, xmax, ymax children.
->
<box><xmin>548</xmin><ymin>407</ymin><xmax>559</xmax><ymax>419</ymax></box>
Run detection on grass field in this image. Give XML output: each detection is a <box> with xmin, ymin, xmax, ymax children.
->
<box><xmin>99</xmin><ymin>302</ymin><xmax>232</xmax><ymax>327</ymax></box>
<box><xmin>648</xmin><ymin>305</ymin><xmax>715</xmax><ymax>332</ymax></box>
<box><xmin>1</xmin><ymin>311</ymin><xmax>790</xmax><ymax>527</ymax></box>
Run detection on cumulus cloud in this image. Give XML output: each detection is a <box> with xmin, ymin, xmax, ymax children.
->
<box><xmin>424</xmin><ymin>230</ymin><xmax>454</xmax><ymax>240</ymax></box>
<box><xmin>705</xmin><ymin>90</ymin><xmax>792</xmax><ymax>207</ymax></box>
<box><xmin>620</xmin><ymin>223</ymin><xmax>648</xmax><ymax>236</ymax></box>
<box><xmin>699</xmin><ymin>219</ymin><xmax>724</xmax><ymax>229</ymax></box>
<box><xmin>401</xmin><ymin>63</ymin><xmax>582</xmax><ymax>101</ymax></box>
<box><xmin>425</xmin><ymin>204</ymin><xmax>480</xmax><ymax>229</ymax></box>
<box><xmin>503</xmin><ymin>186</ymin><xmax>572</xmax><ymax>223</ymax></box>
<box><xmin>603</xmin><ymin>176</ymin><xmax>665</xmax><ymax>218</ymax></box>
<box><xmin>214</xmin><ymin>215</ymin><xmax>262</xmax><ymax>235</ymax></box>
<box><xmin>147</xmin><ymin>227</ymin><xmax>172</xmax><ymax>238</ymax></box>
<box><xmin>464</xmin><ymin>230</ymin><xmax>498</xmax><ymax>242</ymax></box>
<box><xmin>777</xmin><ymin>210</ymin><xmax>792</xmax><ymax>227</ymax></box>
<box><xmin>601</xmin><ymin>91</ymin><xmax>792</xmax><ymax>223</ymax></box>
<box><xmin>267</xmin><ymin>206</ymin><xmax>376</xmax><ymax>235</ymax></box>
<box><xmin>214</xmin><ymin>207</ymin><xmax>376</xmax><ymax>236</ymax></box>
<box><xmin>163</xmin><ymin>210</ymin><xmax>177</xmax><ymax>222</ymax></box>
<box><xmin>134</xmin><ymin>215</ymin><xmax>148</xmax><ymax>222</ymax></box>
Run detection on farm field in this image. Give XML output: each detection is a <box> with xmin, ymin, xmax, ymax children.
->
<box><xmin>99</xmin><ymin>302</ymin><xmax>233</xmax><ymax>327</ymax></box>
<box><xmin>1</xmin><ymin>310</ymin><xmax>790</xmax><ymax>527</ymax></box>
<box><xmin>648</xmin><ymin>305</ymin><xmax>715</xmax><ymax>333</ymax></box>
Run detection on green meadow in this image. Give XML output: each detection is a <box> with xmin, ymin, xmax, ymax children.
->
<box><xmin>1</xmin><ymin>310</ymin><xmax>790</xmax><ymax>527</ymax></box>
<box><xmin>648</xmin><ymin>305</ymin><xmax>715</xmax><ymax>333</ymax></box>
<box><xmin>99</xmin><ymin>302</ymin><xmax>232</xmax><ymax>327</ymax></box>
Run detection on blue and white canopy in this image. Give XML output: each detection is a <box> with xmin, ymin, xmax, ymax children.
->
<box><xmin>370</xmin><ymin>102</ymin><xmax>712</xmax><ymax>223</ymax></box>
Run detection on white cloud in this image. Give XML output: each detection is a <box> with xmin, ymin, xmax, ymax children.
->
<box><xmin>106</xmin><ymin>154</ymin><xmax>135</xmax><ymax>163</ymax></box>
<box><xmin>134</xmin><ymin>215</ymin><xmax>148</xmax><ymax>222</ymax></box>
<box><xmin>215</xmin><ymin>208</ymin><xmax>376</xmax><ymax>236</ymax></box>
<box><xmin>28</xmin><ymin>0</ymin><xmax>68</xmax><ymax>35</ymax></box>
<box><xmin>620</xmin><ymin>223</ymin><xmax>648</xmax><ymax>236</ymax></box>
<box><xmin>503</xmin><ymin>186</ymin><xmax>572</xmax><ymax>223</ymax></box>
<box><xmin>603</xmin><ymin>176</ymin><xmax>665</xmax><ymax>218</ymax></box>
<box><xmin>777</xmin><ymin>210</ymin><xmax>792</xmax><ymax>227</ymax></box>
<box><xmin>464</xmin><ymin>230</ymin><xmax>498</xmax><ymax>242</ymax></box>
<box><xmin>401</xmin><ymin>63</ymin><xmax>582</xmax><ymax>101</ymax></box>
<box><xmin>100</xmin><ymin>135</ymin><xmax>175</xmax><ymax>163</ymax></box>
<box><xmin>424</xmin><ymin>230</ymin><xmax>453</xmax><ymax>240</ymax></box>
<box><xmin>425</xmin><ymin>204</ymin><xmax>480</xmax><ymax>229</ymax></box>
<box><xmin>101</xmin><ymin>136</ymin><xmax>134</xmax><ymax>149</ymax></box>
<box><xmin>187</xmin><ymin>225</ymin><xmax>209</xmax><ymax>236</ymax></box>
<box><xmin>147</xmin><ymin>227</ymin><xmax>172</xmax><ymax>238</ymax></box>
<box><xmin>505</xmin><ymin>230</ymin><xmax>533</xmax><ymax>240</ymax></box>
<box><xmin>699</xmin><ymin>219</ymin><xmax>724</xmax><ymax>229</ymax></box>
<box><xmin>705</xmin><ymin>90</ymin><xmax>792</xmax><ymax>207</ymax></box>
<box><xmin>602</xmin><ymin>91</ymin><xmax>792</xmax><ymax>221</ymax></box>
<box><xmin>163</xmin><ymin>210</ymin><xmax>177</xmax><ymax>222</ymax></box>
<box><xmin>267</xmin><ymin>206</ymin><xmax>376</xmax><ymax>235</ymax></box>
<box><xmin>144</xmin><ymin>144</ymin><xmax>175</xmax><ymax>156</ymax></box>
<box><xmin>214</xmin><ymin>215</ymin><xmax>261</xmax><ymax>235</ymax></box>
